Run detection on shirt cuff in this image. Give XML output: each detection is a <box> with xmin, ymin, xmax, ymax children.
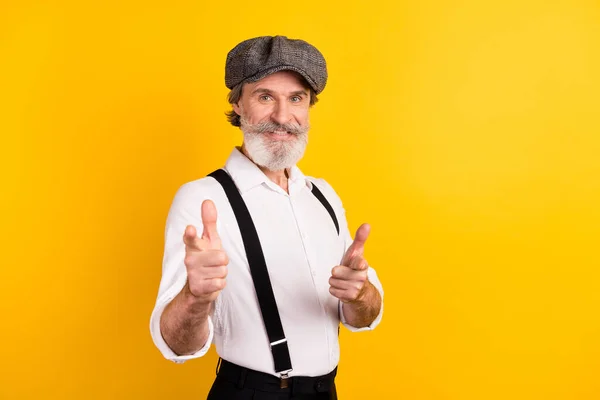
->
<box><xmin>149</xmin><ymin>299</ymin><xmax>214</xmax><ymax>363</ymax></box>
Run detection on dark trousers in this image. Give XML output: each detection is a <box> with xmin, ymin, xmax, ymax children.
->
<box><xmin>207</xmin><ymin>359</ymin><xmax>338</xmax><ymax>400</ymax></box>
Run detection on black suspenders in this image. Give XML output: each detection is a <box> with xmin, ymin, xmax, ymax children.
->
<box><xmin>309</xmin><ymin>182</ymin><xmax>340</xmax><ymax>235</ymax></box>
<box><xmin>208</xmin><ymin>168</ymin><xmax>339</xmax><ymax>384</ymax></box>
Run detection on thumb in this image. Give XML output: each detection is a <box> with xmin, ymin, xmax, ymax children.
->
<box><xmin>342</xmin><ymin>223</ymin><xmax>371</xmax><ymax>265</ymax></box>
<box><xmin>201</xmin><ymin>199</ymin><xmax>221</xmax><ymax>247</ymax></box>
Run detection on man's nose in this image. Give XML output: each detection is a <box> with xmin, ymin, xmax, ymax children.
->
<box><xmin>270</xmin><ymin>101</ymin><xmax>292</xmax><ymax>126</ymax></box>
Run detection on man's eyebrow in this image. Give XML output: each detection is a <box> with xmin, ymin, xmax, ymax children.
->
<box><xmin>290</xmin><ymin>90</ymin><xmax>309</xmax><ymax>96</ymax></box>
<box><xmin>250</xmin><ymin>88</ymin><xmax>309</xmax><ymax>96</ymax></box>
<box><xmin>251</xmin><ymin>88</ymin><xmax>273</xmax><ymax>95</ymax></box>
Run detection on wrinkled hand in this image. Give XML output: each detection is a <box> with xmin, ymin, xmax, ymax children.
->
<box><xmin>329</xmin><ymin>223</ymin><xmax>371</xmax><ymax>303</ymax></box>
<box><xmin>183</xmin><ymin>200</ymin><xmax>228</xmax><ymax>303</ymax></box>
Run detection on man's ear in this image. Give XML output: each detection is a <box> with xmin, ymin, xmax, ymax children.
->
<box><xmin>232</xmin><ymin>102</ymin><xmax>241</xmax><ymax>116</ymax></box>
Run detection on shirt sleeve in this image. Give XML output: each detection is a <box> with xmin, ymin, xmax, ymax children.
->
<box><xmin>311</xmin><ymin>178</ymin><xmax>385</xmax><ymax>332</ymax></box>
<box><xmin>149</xmin><ymin>181</ymin><xmax>217</xmax><ymax>363</ymax></box>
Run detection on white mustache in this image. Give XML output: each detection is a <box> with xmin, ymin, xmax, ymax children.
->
<box><xmin>240</xmin><ymin>117</ymin><xmax>308</xmax><ymax>136</ymax></box>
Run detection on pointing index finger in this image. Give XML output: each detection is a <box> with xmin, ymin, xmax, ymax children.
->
<box><xmin>201</xmin><ymin>200</ymin><xmax>220</xmax><ymax>245</ymax></box>
<box><xmin>352</xmin><ymin>223</ymin><xmax>371</xmax><ymax>248</ymax></box>
<box><xmin>342</xmin><ymin>223</ymin><xmax>371</xmax><ymax>265</ymax></box>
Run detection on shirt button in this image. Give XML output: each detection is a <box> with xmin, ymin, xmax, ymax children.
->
<box><xmin>301</xmin><ymin>232</ymin><xmax>308</xmax><ymax>240</ymax></box>
<box><xmin>311</xmin><ymin>269</ymin><xmax>317</xmax><ymax>276</ymax></box>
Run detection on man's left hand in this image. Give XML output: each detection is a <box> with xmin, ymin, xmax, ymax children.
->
<box><xmin>329</xmin><ymin>223</ymin><xmax>371</xmax><ymax>303</ymax></box>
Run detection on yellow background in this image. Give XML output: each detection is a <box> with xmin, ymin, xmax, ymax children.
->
<box><xmin>2</xmin><ymin>0</ymin><xmax>600</xmax><ymax>399</ymax></box>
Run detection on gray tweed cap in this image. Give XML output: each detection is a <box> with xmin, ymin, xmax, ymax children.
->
<box><xmin>225</xmin><ymin>35</ymin><xmax>327</xmax><ymax>94</ymax></box>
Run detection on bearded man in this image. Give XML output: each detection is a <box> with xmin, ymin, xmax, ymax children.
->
<box><xmin>150</xmin><ymin>35</ymin><xmax>384</xmax><ymax>400</ymax></box>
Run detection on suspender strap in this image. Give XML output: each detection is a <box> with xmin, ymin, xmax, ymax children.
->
<box><xmin>310</xmin><ymin>182</ymin><xmax>340</xmax><ymax>235</ymax></box>
<box><xmin>208</xmin><ymin>169</ymin><xmax>292</xmax><ymax>373</ymax></box>
<box><xmin>207</xmin><ymin>169</ymin><xmax>341</xmax><ymax>374</ymax></box>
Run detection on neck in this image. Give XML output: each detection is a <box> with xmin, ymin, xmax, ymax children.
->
<box><xmin>240</xmin><ymin>145</ymin><xmax>289</xmax><ymax>193</ymax></box>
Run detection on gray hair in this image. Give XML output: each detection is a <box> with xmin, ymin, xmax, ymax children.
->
<box><xmin>225</xmin><ymin>81</ymin><xmax>319</xmax><ymax>127</ymax></box>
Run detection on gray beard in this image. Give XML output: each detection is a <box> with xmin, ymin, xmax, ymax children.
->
<box><xmin>240</xmin><ymin>118</ymin><xmax>309</xmax><ymax>171</ymax></box>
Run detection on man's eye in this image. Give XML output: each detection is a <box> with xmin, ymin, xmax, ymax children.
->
<box><xmin>290</xmin><ymin>96</ymin><xmax>302</xmax><ymax>102</ymax></box>
<box><xmin>259</xmin><ymin>95</ymin><xmax>272</xmax><ymax>101</ymax></box>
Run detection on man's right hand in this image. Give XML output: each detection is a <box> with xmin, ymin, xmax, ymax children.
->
<box><xmin>182</xmin><ymin>199</ymin><xmax>228</xmax><ymax>304</ymax></box>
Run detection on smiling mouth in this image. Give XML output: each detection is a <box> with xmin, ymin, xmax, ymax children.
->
<box><xmin>266</xmin><ymin>130</ymin><xmax>294</xmax><ymax>136</ymax></box>
<box><xmin>265</xmin><ymin>131</ymin><xmax>296</xmax><ymax>140</ymax></box>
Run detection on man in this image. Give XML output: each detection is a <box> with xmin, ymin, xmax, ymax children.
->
<box><xmin>150</xmin><ymin>35</ymin><xmax>384</xmax><ymax>400</ymax></box>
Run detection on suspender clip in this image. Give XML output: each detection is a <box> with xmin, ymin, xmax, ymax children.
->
<box><xmin>279</xmin><ymin>369</ymin><xmax>292</xmax><ymax>388</ymax></box>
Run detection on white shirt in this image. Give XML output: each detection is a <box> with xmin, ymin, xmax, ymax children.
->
<box><xmin>149</xmin><ymin>148</ymin><xmax>384</xmax><ymax>377</ymax></box>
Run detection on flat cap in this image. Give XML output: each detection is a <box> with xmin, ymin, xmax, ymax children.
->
<box><xmin>225</xmin><ymin>35</ymin><xmax>327</xmax><ymax>94</ymax></box>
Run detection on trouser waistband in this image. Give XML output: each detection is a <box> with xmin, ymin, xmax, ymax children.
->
<box><xmin>216</xmin><ymin>358</ymin><xmax>337</xmax><ymax>394</ymax></box>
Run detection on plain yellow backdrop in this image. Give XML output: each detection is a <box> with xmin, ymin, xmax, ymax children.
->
<box><xmin>2</xmin><ymin>0</ymin><xmax>600</xmax><ymax>399</ymax></box>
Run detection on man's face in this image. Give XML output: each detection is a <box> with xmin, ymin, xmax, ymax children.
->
<box><xmin>233</xmin><ymin>70</ymin><xmax>311</xmax><ymax>171</ymax></box>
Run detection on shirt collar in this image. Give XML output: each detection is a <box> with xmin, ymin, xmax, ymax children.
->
<box><xmin>224</xmin><ymin>147</ymin><xmax>309</xmax><ymax>195</ymax></box>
